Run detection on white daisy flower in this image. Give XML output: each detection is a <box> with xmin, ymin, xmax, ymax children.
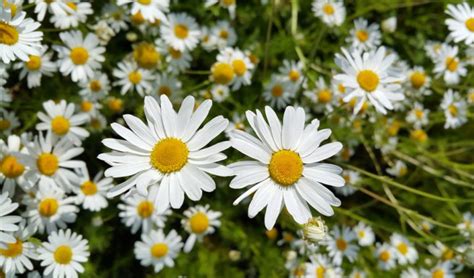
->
<box><xmin>0</xmin><ymin>223</ymin><xmax>37</xmax><ymax>276</ymax></box>
<box><xmin>457</xmin><ymin>212</ymin><xmax>474</xmax><ymax>238</ymax></box>
<box><xmin>324</xmin><ymin>226</ymin><xmax>359</xmax><ymax>265</ymax></box>
<box><xmin>386</xmin><ymin>160</ymin><xmax>408</xmax><ymax>177</ymax></box>
<box><xmin>210</xmin><ymin>20</ymin><xmax>237</xmax><ymax>50</ymax></box>
<box><xmin>229</xmin><ymin>105</ymin><xmax>344</xmax><ymax>230</ymax></box>
<box><xmin>217</xmin><ymin>47</ymin><xmax>254</xmax><ymax>90</ymax></box>
<box><xmin>1</xmin><ymin>135</ymin><xmax>29</xmax><ymax>197</ymax></box>
<box><xmin>78</xmin><ymin>72</ymin><xmax>110</xmax><ymax>101</ymax></box>
<box><xmin>334</xmin><ymin>47</ymin><xmax>405</xmax><ymax>114</ymax></box>
<box><xmin>0</xmin><ymin>9</ymin><xmax>43</xmax><ymax>63</ymax></box>
<box><xmin>375</xmin><ymin>242</ymin><xmax>396</xmax><ymax>270</ymax></box>
<box><xmin>335</xmin><ymin>169</ymin><xmax>359</xmax><ymax>196</ymax></box>
<box><xmin>428</xmin><ymin>241</ymin><xmax>457</xmax><ymax>263</ymax></box>
<box><xmin>134</xmin><ymin>229</ymin><xmax>183</xmax><ymax>273</ymax></box>
<box><xmin>153</xmin><ymin>73</ymin><xmax>182</xmax><ymax>99</ymax></box>
<box><xmin>304</xmin><ymin>254</ymin><xmax>342</xmax><ymax>277</ymax></box>
<box><xmin>30</xmin><ymin>0</ymin><xmax>67</xmax><ymax>21</ymax></box>
<box><xmin>425</xmin><ymin>40</ymin><xmax>443</xmax><ymax>61</ymax></box>
<box><xmin>38</xmin><ymin>229</ymin><xmax>89</xmax><ymax>278</ymax></box>
<box><xmin>72</xmin><ymin>169</ymin><xmax>112</xmax><ymax>212</ymax></box>
<box><xmin>210</xmin><ymin>61</ymin><xmax>235</xmax><ymax>86</ymax></box>
<box><xmin>88</xmin><ymin>113</ymin><xmax>107</xmax><ymax>132</ymax></box>
<box><xmin>158</xmin><ymin>42</ymin><xmax>192</xmax><ymax>74</ymax></box>
<box><xmin>445</xmin><ymin>2</ymin><xmax>474</xmax><ymax>45</ymax></box>
<box><xmin>400</xmin><ymin>267</ymin><xmax>420</xmax><ymax>278</ymax></box>
<box><xmin>433</xmin><ymin>44</ymin><xmax>466</xmax><ymax>85</ymax></box>
<box><xmin>0</xmin><ymin>108</ymin><xmax>20</xmax><ymax>135</ymax></box>
<box><xmin>0</xmin><ymin>192</ymin><xmax>21</xmax><ymax>248</ymax></box>
<box><xmin>440</xmin><ymin>89</ymin><xmax>467</xmax><ymax>129</ymax></box>
<box><xmin>181</xmin><ymin>204</ymin><xmax>221</xmax><ymax>253</ymax></box>
<box><xmin>304</xmin><ymin>77</ymin><xmax>336</xmax><ymax>113</ymax></box>
<box><xmin>390</xmin><ymin>233</ymin><xmax>418</xmax><ymax>265</ymax></box>
<box><xmin>112</xmin><ymin>61</ymin><xmax>154</xmax><ymax>96</ymax></box>
<box><xmin>205</xmin><ymin>0</ymin><xmax>236</xmax><ymax>19</ymax></box>
<box><xmin>312</xmin><ymin>0</ymin><xmax>346</xmax><ymax>27</ymax></box>
<box><xmin>200</xmin><ymin>26</ymin><xmax>218</xmax><ymax>52</ymax></box>
<box><xmin>160</xmin><ymin>13</ymin><xmax>200</xmax><ymax>51</ymax></box>
<box><xmin>54</xmin><ymin>31</ymin><xmax>106</xmax><ymax>83</ymax></box>
<box><xmin>117</xmin><ymin>0</ymin><xmax>168</xmax><ymax>24</ymax></box>
<box><xmin>103</xmin><ymin>4</ymin><xmax>128</xmax><ymax>33</ymax></box>
<box><xmin>24</xmin><ymin>184</ymin><xmax>78</xmax><ymax>234</ymax></box>
<box><xmin>353</xmin><ymin>222</ymin><xmax>374</xmax><ymax>246</ymax></box>
<box><xmin>421</xmin><ymin>262</ymin><xmax>455</xmax><ymax>278</ymax></box>
<box><xmin>36</xmin><ymin>99</ymin><xmax>90</xmax><ymax>146</ymax></box>
<box><xmin>13</xmin><ymin>46</ymin><xmax>56</xmax><ymax>88</ymax></box>
<box><xmin>347</xmin><ymin>18</ymin><xmax>381</xmax><ymax>51</ymax></box>
<box><xmin>118</xmin><ymin>186</ymin><xmax>171</xmax><ymax>234</ymax></box>
<box><xmin>132</xmin><ymin>41</ymin><xmax>161</xmax><ymax>70</ymax></box>
<box><xmin>278</xmin><ymin>60</ymin><xmax>304</xmax><ymax>92</ymax></box>
<box><xmin>77</xmin><ymin>99</ymin><xmax>102</xmax><ymax>119</ymax></box>
<box><xmin>50</xmin><ymin>1</ymin><xmax>93</xmax><ymax>29</ymax></box>
<box><xmin>406</xmin><ymin>102</ymin><xmax>429</xmax><ymax>129</ymax></box>
<box><xmin>98</xmin><ymin>95</ymin><xmax>232</xmax><ymax>211</ymax></box>
<box><xmin>263</xmin><ymin>75</ymin><xmax>293</xmax><ymax>110</ymax></box>
<box><xmin>406</xmin><ymin>66</ymin><xmax>431</xmax><ymax>95</ymax></box>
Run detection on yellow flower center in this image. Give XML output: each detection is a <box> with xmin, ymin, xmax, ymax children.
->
<box><xmin>232</xmin><ymin>59</ymin><xmax>247</xmax><ymax>76</ymax></box>
<box><xmin>356</xmin><ymin>30</ymin><xmax>369</xmax><ymax>42</ymax></box>
<box><xmin>414</xmin><ymin>109</ymin><xmax>424</xmax><ymax>119</ymax></box>
<box><xmin>2</xmin><ymin>0</ymin><xmax>18</xmax><ymax>17</ymax></box>
<box><xmin>131</xmin><ymin>12</ymin><xmax>145</xmax><ymax>25</ymax></box>
<box><xmin>107</xmin><ymin>98</ymin><xmax>123</xmax><ymax>112</ymax></box>
<box><xmin>336</xmin><ymin>238</ymin><xmax>347</xmax><ymax>251</ymax></box>
<box><xmin>387</xmin><ymin>121</ymin><xmax>400</xmax><ymax>137</ymax></box>
<box><xmin>445</xmin><ymin>57</ymin><xmax>458</xmax><ymax>72</ymax></box>
<box><xmin>288</xmin><ymin>70</ymin><xmax>300</xmax><ymax>82</ymax></box>
<box><xmin>89</xmin><ymin>80</ymin><xmax>102</xmax><ymax>92</ymax></box>
<box><xmin>410</xmin><ymin>129</ymin><xmax>427</xmax><ymax>143</ymax></box>
<box><xmin>357</xmin><ymin>70</ymin><xmax>379</xmax><ymax>92</ymax></box>
<box><xmin>174</xmin><ymin>24</ymin><xmax>189</xmax><ymax>39</ymax></box>
<box><xmin>90</xmin><ymin>118</ymin><xmax>101</xmax><ymax>129</ymax></box>
<box><xmin>81</xmin><ymin>100</ymin><xmax>93</xmax><ymax>112</ymax></box>
<box><xmin>51</xmin><ymin>116</ymin><xmax>70</xmax><ymax>135</ymax></box>
<box><xmin>222</xmin><ymin>0</ymin><xmax>235</xmax><ymax>6</ymax></box>
<box><xmin>271</xmin><ymin>85</ymin><xmax>283</xmax><ymax>97</ymax></box>
<box><xmin>448</xmin><ymin>104</ymin><xmax>458</xmax><ymax>117</ymax></box>
<box><xmin>357</xmin><ymin>230</ymin><xmax>365</xmax><ymax>238</ymax></box>
<box><xmin>136</xmin><ymin>201</ymin><xmax>154</xmax><ymax>218</ymax></box>
<box><xmin>70</xmin><ymin>47</ymin><xmax>89</xmax><ymax>65</ymax></box>
<box><xmin>37</xmin><ymin>153</ymin><xmax>59</xmax><ymax>176</ymax></box>
<box><xmin>265</xmin><ymin>228</ymin><xmax>278</xmax><ymax>240</ymax></box>
<box><xmin>66</xmin><ymin>2</ymin><xmax>77</xmax><ymax>11</ymax></box>
<box><xmin>38</xmin><ymin>198</ymin><xmax>59</xmax><ymax>217</ymax></box>
<box><xmin>318</xmin><ymin>89</ymin><xmax>332</xmax><ymax>103</ymax></box>
<box><xmin>212</xmin><ymin>63</ymin><xmax>234</xmax><ymax>85</ymax></box>
<box><xmin>168</xmin><ymin>47</ymin><xmax>182</xmax><ymax>59</ymax></box>
<box><xmin>219</xmin><ymin>30</ymin><xmax>228</xmax><ymax>39</ymax></box>
<box><xmin>442</xmin><ymin>249</ymin><xmax>454</xmax><ymax>261</ymax></box>
<box><xmin>316</xmin><ymin>266</ymin><xmax>325</xmax><ymax>278</ymax></box>
<box><xmin>0</xmin><ymin>155</ymin><xmax>25</xmax><ymax>179</ymax></box>
<box><xmin>137</xmin><ymin>0</ymin><xmax>151</xmax><ymax>5</ymax></box>
<box><xmin>432</xmin><ymin>269</ymin><xmax>444</xmax><ymax>278</ymax></box>
<box><xmin>158</xmin><ymin>85</ymin><xmax>172</xmax><ymax>96</ymax></box>
<box><xmin>0</xmin><ymin>119</ymin><xmax>11</xmax><ymax>131</ymax></box>
<box><xmin>54</xmin><ymin>245</ymin><xmax>73</xmax><ymax>264</ymax></box>
<box><xmin>150</xmin><ymin>138</ymin><xmax>188</xmax><ymax>173</ymax></box>
<box><xmin>0</xmin><ymin>22</ymin><xmax>19</xmax><ymax>45</ymax></box>
<box><xmin>80</xmin><ymin>180</ymin><xmax>98</xmax><ymax>196</ymax></box>
<box><xmin>128</xmin><ymin>71</ymin><xmax>142</xmax><ymax>85</ymax></box>
<box><xmin>465</xmin><ymin>18</ymin><xmax>474</xmax><ymax>32</ymax></box>
<box><xmin>0</xmin><ymin>239</ymin><xmax>23</xmax><ymax>258</ymax></box>
<box><xmin>322</xmin><ymin>4</ymin><xmax>335</xmax><ymax>15</ymax></box>
<box><xmin>133</xmin><ymin>43</ymin><xmax>160</xmax><ymax>69</ymax></box>
<box><xmin>338</xmin><ymin>83</ymin><xmax>346</xmax><ymax>93</ymax></box>
<box><xmin>410</xmin><ymin>71</ymin><xmax>426</xmax><ymax>89</ymax></box>
<box><xmin>397</xmin><ymin>242</ymin><xmax>408</xmax><ymax>255</ymax></box>
<box><xmin>379</xmin><ymin>250</ymin><xmax>390</xmax><ymax>262</ymax></box>
<box><xmin>189</xmin><ymin>212</ymin><xmax>210</xmax><ymax>234</ymax></box>
<box><xmin>150</xmin><ymin>243</ymin><xmax>168</xmax><ymax>258</ymax></box>
<box><xmin>26</xmin><ymin>55</ymin><xmax>42</xmax><ymax>71</ymax></box>
<box><xmin>268</xmin><ymin>150</ymin><xmax>303</xmax><ymax>186</ymax></box>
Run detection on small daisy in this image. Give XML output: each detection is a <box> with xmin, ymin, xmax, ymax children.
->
<box><xmin>54</xmin><ymin>31</ymin><xmax>106</xmax><ymax>83</ymax></box>
<box><xmin>99</xmin><ymin>95</ymin><xmax>232</xmax><ymax>210</ymax></box>
<box><xmin>0</xmin><ymin>223</ymin><xmax>37</xmax><ymax>276</ymax></box>
<box><xmin>158</xmin><ymin>42</ymin><xmax>192</xmax><ymax>74</ymax></box>
<box><xmin>441</xmin><ymin>89</ymin><xmax>467</xmax><ymax>129</ymax></box>
<box><xmin>13</xmin><ymin>46</ymin><xmax>56</xmax><ymax>88</ymax></box>
<box><xmin>210</xmin><ymin>20</ymin><xmax>237</xmax><ymax>50</ymax></box>
<box><xmin>353</xmin><ymin>222</ymin><xmax>375</xmax><ymax>246</ymax></box>
<box><xmin>375</xmin><ymin>242</ymin><xmax>396</xmax><ymax>270</ymax></box>
<box><xmin>421</xmin><ymin>262</ymin><xmax>455</xmax><ymax>278</ymax></box>
<box><xmin>78</xmin><ymin>72</ymin><xmax>110</xmax><ymax>101</ymax></box>
<box><xmin>200</xmin><ymin>26</ymin><xmax>218</xmax><ymax>51</ymax></box>
<box><xmin>205</xmin><ymin>0</ymin><xmax>237</xmax><ymax>19</ymax></box>
<box><xmin>209</xmin><ymin>85</ymin><xmax>230</xmax><ymax>103</ymax></box>
<box><xmin>153</xmin><ymin>73</ymin><xmax>182</xmax><ymax>99</ymax></box>
<box><xmin>386</xmin><ymin>160</ymin><xmax>408</xmax><ymax>177</ymax></box>
<box><xmin>457</xmin><ymin>212</ymin><xmax>474</xmax><ymax>237</ymax></box>
<box><xmin>1</xmin><ymin>135</ymin><xmax>28</xmax><ymax>197</ymax></box>
<box><xmin>77</xmin><ymin>99</ymin><xmax>101</xmax><ymax>119</ymax></box>
<box><xmin>334</xmin><ymin>47</ymin><xmax>404</xmax><ymax>114</ymax></box>
<box><xmin>117</xmin><ymin>0</ymin><xmax>168</xmax><ymax>24</ymax></box>
<box><xmin>0</xmin><ymin>108</ymin><xmax>20</xmax><ymax>135</ymax></box>
<box><xmin>229</xmin><ymin>106</ymin><xmax>344</xmax><ymax>230</ymax></box>
<box><xmin>324</xmin><ymin>226</ymin><xmax>359</xmax><ymax>265</ymax></box>
<box><xmin>36</xmin><ymin>99</ymin><xmax>90</xmax><ymax>146</ymax></box>
<box><xmin>0</xmin><ymin>192</ymin><xmax>21</xmax><ymax>248</ymax></box>
<box><xmin>263</xmin><ymin>75</ymin><xmax>293</xmax><ymax>110</ymax></box>
<box><xmin>304</xmin><ymin>254</ymin><xmax>342</xmax><ymax>278</ymax></box>
<box><xmin>304</xmin><ymin>77</ymin><xmax>336</xmax><ymax>113</ymax></box>
<box><xmin>38</xmin><ymin>229</ymin><xmax>90</xmax><ymax>278</ymax></box>
<box><xmin>31</xmin><ymin>0</ymin><xmax>67</xmax><ymax>21</ymax></box>
<box><xmin>278</xmin><ymin>60</ymin><xmax>304</xmax><ymax>92</ymax></box>
<box><xmin>425</xmin><ymin>40</ymin><xmax>444</xmax><ymax>61</ymax></box>
<box><xmin>428</xmin><ymin>241</ymin><xmax>457</xmax><ymax>263</ymax></box>
<box><xmin>50</xmin><ymin>1</ymin><xmax>93</xmax><ymax>30</ymax></box>
<box><xmin>347</xmin><ymin>18</ymin><xmax>381</xmax><ymax>51</ymax></box>
<box><xmin>445</xmin><ymin>2</ymin><xmax>474</xmax><ymax>45</ymax></box>
<box><xmin>160</xmin><ymin>13</ymin><xmax>200</xmax><ymax>51</ymax></box>
<box><xmin>312</xmin><ymin>0</ymin><xmax>346</xmax><ymax>27</ymax></box>
<box><xmin>335</xmin><ymin>170</ymin><xmax>359</xmax><ymax>196</ymax></box>
<box><xmin>103</xmin><ymin>4</ymin><xmax>128</xmax><ymax>33</ymax></box>
<box><xmin>132</xmin><ymin>42</ymin><xmax>161</xmax><ymax>70</ymax></box>
<box><xmin>73</xmin><ymin>169</ymin><xmax>112</xmax><ymax>212</ymax></box>
<box><xmin>406</xmin><ymin>66</ymin><xmax>431</xmax><ymax>94</ymax></box>
<box><xmin>113</xmin><ymin>61</ymin><xmax>154</xmax><ymax>96</ymax></box>
<box><xmin>0</xmin><ymin>9</ymin><xmax>43</xmax><ymax>63</ymax></box>
<box><xmin>217</xmin><ymin>47</ymin><xmax>254</xmax><ymax>90</ymax></box>
<box><xmin>210</xmin><ymin>61</ymin><xmax>235</xmax><ymax>87</ymax></box>
<box><xmin>134</xmin><ymin>229</ymin><xmax>183</xmax><ymax>273</ymax></box>
<box><xmin>24</xmin><ymin>184</ymin><xmax>78</xmax><ymax>234</ymax></box>
<box><xmin>118</xmin><ymin>186</ymin><xmax>171</xmax><ymax>234</ymax></box>
<box><xmin>390</xmin><ymin>233</ymin><xmax>418</xmax><ymax>265</ymax></box>
<box><xmin>88</xmin><ymin>113</ymin><xmax>107</xmax><ymax>132</ymax></box>
<box><xmin>406</xmin><ymin>102</ymin><xmax>429</xmax><ymax>129</ymax></box>
<box><xmin>433</xmin><ymin>44</ymin><xmax>466</xmax><ymax>85</ymax></box>
<box><xmin>181</xmin><ymin>204</ymin><xmax>221</xmax><ymax>253</ymax></box>
<box><xmin>400</xmin><ymin>267</ymin><xmax>420</xmax><ymax>278</ymax></box>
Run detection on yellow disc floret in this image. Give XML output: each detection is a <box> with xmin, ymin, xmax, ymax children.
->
<box><xmin>212</xmin><ymin>63</ymin><xmax>234</xmax><ymax>85</ymax></box>
<box><xmin>54</xmin><ymin>245</ymin><xmax>73</xmax><ymax>264</ymax></box>
<box><xmin>70</xmin><ymin>47</ymin><xmax>89</xmax><ymax>65</ymax></box>
<box><xmin>189</xmin><ymin>212</ymin><xmax>209</xmax><ymax>234</ymax></box>
<box><xmin>150</xmin><ymin>138</ymin><xmax>189</xmax><ymax>173</ymax></box>
<box><xmin>26</xmin><ymin>55</ymin><xmax>42</xmax><ymax>71</ymax></box>
<box><xmin>174</xmin><ymin>24</ymin><xmax>189</xmax><ymax>39</ymax></box>
<box><xmin>0</xmin><ymin>155</ymin><xmax>25</xmax><ymax>179</ymax></box>
<box><xmin>0</xmin><ymin>240</ymin><xmax>23</xmax><ymax>258</ymax></box>
<box><xmin>0</xmin><ymin>22</ymin><xmax>19</xmax><ymax>45</ymax></box>
<box><xmin>80</xmin><ymin>180</ymin><xmax>98</xmax><ymax>196</ymax></box>
<box><xmin>357</xmin><ymin>70</ymin><xmax>379</xmax><ymax>92</ymax></box>
<box><xmin>51</xmin><ymin>116</ymin><xmax>70</xmax><ymax>135</ymax></box>
<box><xmin>150</xmin><ymin>243</ymin><xmax>168</xmax><ymax>258</ymax></box>
<box><xmin>268</xmin><ymin>150</ymin><xmax>303</xmax><ymax>186</ymax></box>
<box><xmin>37</xmin><ymin>153</ymin><xmax>59</xmax><ymax>176</ymax></box>
<box><xmin>38</xmin><ymin>198</ymin><xmax>59</xmax><ymax>217</ymax></box>
<box><xmin>136</xmin><ymin>201</ymin><xmax>154</xmax><ymax>218</ymax></box>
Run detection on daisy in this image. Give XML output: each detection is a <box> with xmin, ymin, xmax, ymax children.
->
<box><xmin>353</xmin><ymin>222</ymin><xmax>374</xmax><ymax>246</ymax></box>
<box><xmin>24</xmin><ymin>184</ymin><xmax>78</xmax><ymax>234</ymax></box>
<box><xmin>0</xmin><ymin>192</ymin><xmax>21</xmax><ymax>248</ymax></box>
<box><xmin>263</xmin><ymin>75</ymin><xmax>293</xmax><ymax>110</ymax></box>
<box><xmin>210</xmin><ymin>20</ymin><xmax>237</xmax><ymax>50</ymax></box>
<box><xmin>98</xmin><ymin>95</ymin><xmax>232</xmax><ymax>210</ymax></box>
<box><xmin>217</xmin><ymin>47</ymin><xmax>254</xmax><ymax>90</ymax></box>
<box><xmin>90</xmin><ymin>19</ymin><xmax>116</xmax><ymax>46</ymax></box>
<box><xmin>334</xmin><ymin>47</ymin><xmax>405</xmax><ymax>114</ymax></box>
<box><xmin>133</xmin><ymin>42</ymin><xmax>161</xmax><ymax>70</ymax></box>
<box><xmin>311</xmin><ymin>0</ymin><xmax>346</xmax><ymax>27</ymax></box>
<box><xmin>181</xmin><ymin>204</ymin><xmax>221</xmax><ymax>253</ymax></box>
<box><xmin>457</xmin><ymin>212</ymin><xmax>474</xmax><ymax>237</ymax></box>
<box><xmin>209</xmin><ymin>85</ymin><xmax>230</xmax><ymax>103</ymax></box>
<box><xmin>78</xmin><ymin>99</ymin><xmax>101</xmax><ymax>119</ymax></box>
<box><xmin>0</xmin><ymin>108</ymin><xmax>20</xmax><ymax>135</ymax></box>
<box><xmin>433</xmin><ymin>44</ymin><xmax>466</xmax><ymax>85</ymax></box>
<box><xmin>200</xmin><ymin>26</ymin><xmax>218</xmax><ymax>52</ymax></box>
<box><xmin>405</xmin><ymin>66</ymin><xmax>431</xmax><ymax>96</ymax></box>
<box><xmin>347</xmin><ymin>18</ymin><xmax>381</xmax><ymax>51</ymax></box>
<box><xmin>54</xmin><ymin>31</ymin><xmax>106</xmax><ymax>83</ymax></box>
<box><xmin>153</xmin><ymin>73</ymin><xmax>182</xmax><ymax>99</ymax></box>
<box><xmin>1</xmin><ymin>135</ymin><xmax>28</xmax><ymax>197</ymax></box>
<box><xmin>229</xmin><ymin>105</ymin><xmax>344</xmax><ymax>230</ymax></box>
<box><xmin>406</xmin><ymin>102</ymin><xmax>429</xmax><ymax>129</ymax></box>
<box><xmin>0</xmin><ymin>223</ymin><xmax>37</xmax><ymax>276</ymax></box>
<box><xmin>103</xmin><ymin>4</ymin><xmax>128</xmax><ymax>33</ymax></box>
<box><xmin>158</xmin><ymin>42</ymin><xmax>192</xmax><ymax>74</ymax></box>
<box><xmin>428</xmin><ymin>241</ymin><xmax>456</xmax><ymax>263</ymax></box>
<box><xmin>210</xmin><ymin>61</ymin><xmax>235</xmax><ymax>86</ymax></box>
<box><xmin>78</xmin><ymin>72</ymin><xmax>110</xmax><ymax>101</ymax></box>
<box><xmin>73</xmin><ymin>169</ymin><xmax>112</xmax><ymax>212</ymax></box>
<box><xmin>401</xmin><ymin>267</ymin><xmax>421</xmax><ymax>278</ymax></box>
<box><xmin>118</xmin><ymin>186</ymin><xmax>171</xmax><ymax>234</ymax></box>
<box><xmin>113</xmin><ymin>61</ymin><xmax>154</xmax><ymax>96</ymax></box>
<box><xmin>0</xmin><ymin>9</ymin><xmax>43</xmax><ymax>63</ymax></box>
<box><xmin>205</xmin><ymin>0</ymin><xmax>237</xmax><ymax>19</ymax></box>
<box><xmin>445</xmin><ymin>2</ymin><xmax>474</xmax><ymax>45</ymax></box>
<box><xmin>425</xmin><ymin>40</ymin><xmax>444</xmax><ymax>61</ymax></box>
<box><xmin>36</xmin><ymin>100</ymin><xmax>89</xmax><ymax>146</ymax></box>
<box><xmin>134</xmin><ymin>229</ymin><xmax>183</xmax><ymax>273</ymax></box>
<box><xmin>88</xmin><ymin>113</ymin><xmax>107</xmax><ymax>132</ymax></box>
<box><xmin>304</xmin><ymin>77</ymin><xmax>336</xmax><ymax>113</ymax></box>
<box><xmin>304</xmin><ymin>254</ymin><xmax>342</xmax><ymax>278</ymax></box>
<box><xmin>50</xmin><ymin>1</ymin><xmax>93</xmax><ymax>30</ymax></box>
<box><xmin>105</xmin><ymin>97</ymin><xmax>124</xmax><ymax>114</ymax></box>
<box><xmin>440</xmin><ymin>89</ymin><xmax>467</xmax><ymax>129</ymax></box>
<box><xmin>38</xmin><ymin>229</ymin><xmax>89</xmax><ymax>278</ymax></box>
<box><xmin>160</xmin><ymin>13</ymin><xmax>200</xmax><ymax>51</ymax></box>
<box><xmin>31</xmin><ymin>0</ymin><xmax>67</xmax><ymax>21</ymax></box>
<box><xmin>324</xmin><ymin>226</ymin><xmax>359</xmax><ymax>265</ymax></box>
<box><xmin>278</xmin><ymin>60</ymin><xmax>304</xmax><ymax>92</ymax></box>
<box><xmin>335</xmin><ymin>169</ymin><xmax>359</xmax><ymax>196</ymax></box>
<box><xmin>13</xmin><ymin>46</ymin><xmax>56</xmax><ymax>88</ymax></box>
<box><xmin>421</xmin><ymin>262</ymin><xmax>455</xmax><ymax>278</ymax></box>
<box><xmin>390</xmin><ymin>233</ymin><xmax>418</xmax><ymax>265</ymax></box>
<box><xmin>117</xmin><ymin>0</ymin><xmax>168</xmax><ymax>24</ymax></box>
<box><xmin>386</xmin><ymin>160</ymin><xmax>408</xmax><ymax>177</ymax></box>
<box><xmin>375</xmin><ymin>242</ymin><xmax>396</xmax><ymax>270</ymax></box>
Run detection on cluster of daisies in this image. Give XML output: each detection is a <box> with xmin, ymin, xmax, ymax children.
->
<box><xmin>1</xmin><ymin>0</ymin><xmax>474</xmax><ymax>276</ymax></box>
